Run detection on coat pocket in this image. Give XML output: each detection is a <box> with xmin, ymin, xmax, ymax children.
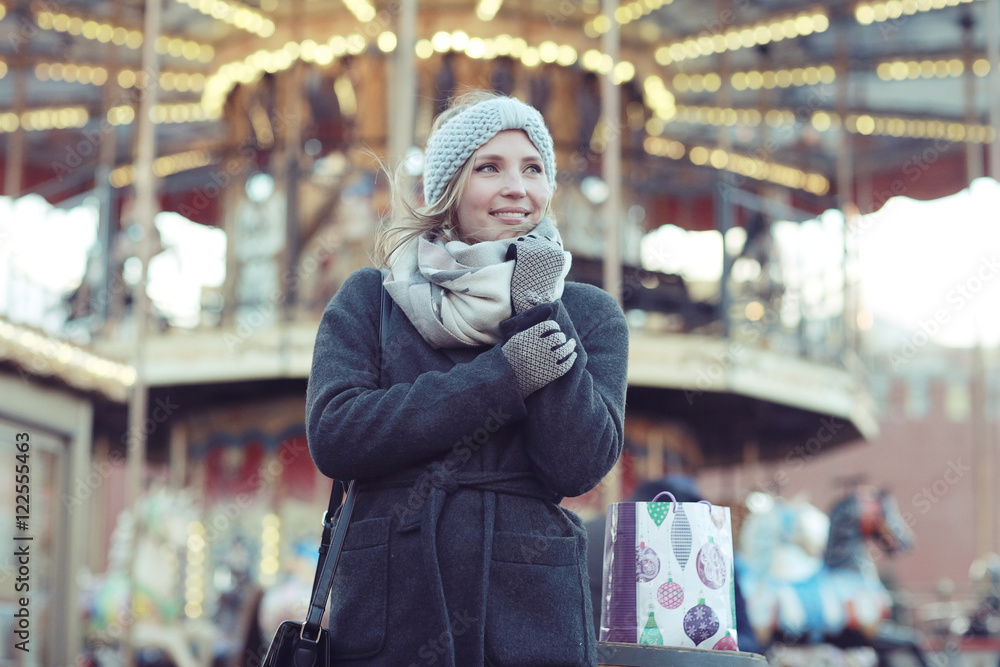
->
<box><xmin>328</xmin><ymin>516</ymin><xmax>391</xmax><ymax>659</ymax></box>
<box><xmin>486</xmin><ymin>531</ymin><xmax>589</xmax><ymax>666</ymax></box>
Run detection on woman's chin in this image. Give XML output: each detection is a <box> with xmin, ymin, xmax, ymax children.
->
<box><xmin>462</xmin><ymin>219</ymin><xmax>540</xmax><ymax>243</ymax></box>
<box><xmin>494</xmin><ymin>228</ymin><xmax>525</xmax><ymax>241</ymax></box>
<box><xmin>495</xmin><ymin>220</ymin><xmax>540</xmax><ymax>239</ymax></box>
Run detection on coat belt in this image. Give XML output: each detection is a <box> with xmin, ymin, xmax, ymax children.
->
<box><xmin>361</xmin><ymin>462</ymin><xmax>557</xmax><ymax>667</ymax></box>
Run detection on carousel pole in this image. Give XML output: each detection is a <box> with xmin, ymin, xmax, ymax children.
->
<box><xmin>988</xmin><ymin>0</ymin><xmax>1000</xmax><ymax>181</ymax></box>
<box><xmin>715</xmin><ymin>0</ymin><xmax>733</xmax><ymax>340</ymax></box>
<box><xmin>96</xmin><ymin>3</ymin><xmax>122</xmax><ymax>330</ymax></box>
<box><xmin>390</xmin><ymin>0</ymin><xmax>418</xmax><ymax>167</ymax></box>
<box><xmin>991</xmin><ymin>0</ymin><xmax>1000</xmax><ymax>552</ymax></box>
<box><xmin>123</xmin><ymin>0</ymin><xmax>161</xmax><ymax>661</ymax></box>
<box><xmin>600</xmin><ymin>0</ymin><xmax>623</xmax><ymax>508</ymax></box>
<box><xmin>3</xmin><ymin>1</ymin><xmax>27</xmax><ymax>198</ymax></box>
<box><xmin>972</xmin><ymin>338</ymin><xmax>992</xmax><ymax>558</ymax></box>
<box><xmin>834</xmin><ymin>10</ymin><xmax>858</xmax><ymax>366</ymax></box>
<box><xmin>283</xmin><ymin>0</ymin><xmax>304</xmax><ymax>321</ymax></box>
<box><xmin>600</xmin><ymin>0</ymin><xmax>622</xmax><ymax>310</ymax></box>
<box><xmin>961</xmin><ymin>11</ymin><xmax>982</xmax><ymax>183</ymax></box>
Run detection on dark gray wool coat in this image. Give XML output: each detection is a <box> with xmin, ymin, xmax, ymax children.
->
<box><xmin>306</xmin><ymin>266</ymin><xmax>629</xmax><ymax>667</ymax></box>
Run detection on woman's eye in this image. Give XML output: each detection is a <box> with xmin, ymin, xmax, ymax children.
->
<box><xmin>476</xmin><ymin>164</ymin><xmax>498</xmax><ymax>173</ymax></box>
<box><xmin>525</xmin><ymin>164</ymin><xmax>542</xmax><ymax>174</ymax></box>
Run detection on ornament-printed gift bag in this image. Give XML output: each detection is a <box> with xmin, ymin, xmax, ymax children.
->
<box><xmin>600</xmin><ymin>492</ymin><xmax>739</xmax><ymax>650</ymax></box>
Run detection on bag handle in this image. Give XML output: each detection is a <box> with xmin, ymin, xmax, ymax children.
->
<box><xmin>651</xmin><ymin>491</ymin><xmax>713</xmax><ymax>508</ymax></box>
<box><xmin>300</xmin><ymin>272</ymin><xmax>391</xmax><ymax>643</ymax></box>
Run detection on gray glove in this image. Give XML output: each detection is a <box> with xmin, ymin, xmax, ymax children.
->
<box><xmin>506</xmin><ymin>234</ymin><xmax>567</xmax><ymax>314</ymax></box>
<box><xmin>502</xmin><ymin>320</ymin><xmax>577</xmax><ymax>398</ymax></box>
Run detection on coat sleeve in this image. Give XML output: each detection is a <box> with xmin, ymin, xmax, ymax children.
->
<box><xmin>509</xmin><ymin>288</ymin><xmax>629</xmax><ymax>497</ymax></box>
<box><xmin>306</xmin><ymin>268</ymin><xmax>528</xmax><ymax>481</ymax></box>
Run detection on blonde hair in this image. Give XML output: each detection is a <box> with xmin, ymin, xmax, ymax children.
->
<box><xmin>372</xmin><ymin>89</ymin><xmax>554</xmax><ymax>267</ymax></box>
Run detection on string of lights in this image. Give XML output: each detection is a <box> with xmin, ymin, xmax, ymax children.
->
<box><xmin>34</xmin><ymin>9</ymin><xmax>214</xmax><ymax>63</ymax></box>
<box><xmin>876</xmin><ymin>56</ymin><xmax>994</xmax><ymax>80</ymax></box>
<box><xmin>0</xmin><ymin>106</ymin><xmax>88</xmax><ymax>133</ymax></box>
<box><xmin>109</xmin><ymin>149</ymin><xmax>213</xmax><ymax>188</ymax></box>
<box><xmin>175</xmin><ymin>0</ymin><xmax>274</xmax><ymax>38</ymax></box>
<box><xmin>642</xmin><ymin>136</ymin><xmax>831</xmax><ymax>195</ymax></box>
<box><xmin>0</xmin><ymin>318</ymin><xmax>135</xmax><ymax>399</ymax></box>
<box><xmin>855</xmin><ymin>0</ymin><xmax>982</xmax><ymax>24</ymax></box>
<box><xmin>585</xmin><ymin>0</ymin><xmax>675</xmax><ymax>35</ymax></box>
<box><xmin>652</xmin><ymin>9</ymin><xmax>830</xmax><ymax>65</ymax></box>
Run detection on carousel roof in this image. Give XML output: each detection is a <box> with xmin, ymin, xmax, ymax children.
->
<box><xmin>1</xmin><ymin>0</ymin><xmax>996</xmax><ymax>223</ymax></box>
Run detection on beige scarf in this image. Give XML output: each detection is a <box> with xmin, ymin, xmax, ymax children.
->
<box><xmin>384</xmin><ymin>219</ymin><xmax>571</xmax><ymax>349</ymax></box>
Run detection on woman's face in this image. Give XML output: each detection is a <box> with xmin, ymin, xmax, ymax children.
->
<box><xmin>454</xmin><ymin>130</ymin><xmax>551</xmax><ymax>243</ymax></box>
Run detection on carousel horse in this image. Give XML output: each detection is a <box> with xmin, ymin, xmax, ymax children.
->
<box><xmin>737</xmin><ymin>487</ymin><xmax>930</xmax><ymax>666</ymax></box>
<box><xmin>81</xmin><ymin>486</ymin><xmax>216</xmax><ymax>667</ymax></box>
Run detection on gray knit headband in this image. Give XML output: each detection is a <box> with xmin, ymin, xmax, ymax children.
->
<box><xmin>422</xmin><ymin>96</ymin><xmax>557</xmax><ymax>207</ymax></box>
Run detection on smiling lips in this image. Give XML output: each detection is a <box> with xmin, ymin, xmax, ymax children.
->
<box><xmin>491</xmin><ymin>209</ymin><xmax>531</xmax><ymax>223</ymax></box>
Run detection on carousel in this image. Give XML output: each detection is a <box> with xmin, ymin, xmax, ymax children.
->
<box><xmin>1</xmin><ymin>0</ymin><xmax>998</xmax><ymax>664</ymax></box>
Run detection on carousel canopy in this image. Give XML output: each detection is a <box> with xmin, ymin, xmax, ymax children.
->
<box><xmin>0</xmin><ymin>0</ymin><xmax>997</xmax><ymax>223</ymax></box>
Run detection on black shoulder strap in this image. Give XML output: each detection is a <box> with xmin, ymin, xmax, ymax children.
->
<box><xmin>302</xmin><ymin>270</ymin><xmax>390</xmax><ymax>642</ymax></box>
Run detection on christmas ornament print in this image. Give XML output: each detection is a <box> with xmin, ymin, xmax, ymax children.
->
<box><xmin>696</xmin><ymin>538</ymin><xmax>728</xmax><ymax>589</ymax></box>
<box><xmin>657</xmin><ymin>579</ymin><xmax>684</xmax><ymax>610</ymax></box>
<box><xmin>636</xmin><ymin>542</ymin><xmax>660</xmax><ymax>582</ymax></box>
<box><xmin>713</xmin><ymin>631</ymin><xmax>739</xmax><ymax>651</ymax></box>
<box><xmin>683</xmin><ymin>598</ymin><xmax>720</xmax><ymax>646</ymax></box>
<box><xmin>647</xmin><ymin>501</ymin><xmax>671</xmax><ymax>527</ymax></box>
<box><xmin>672</xmin><ymin>504</ymin><xmax>693</xmax><ymax>570</ymax></box>
<box><xmin>639</xmin><ymin>607</ymin><xmax>664</xmax><ymax>646</ymax></box>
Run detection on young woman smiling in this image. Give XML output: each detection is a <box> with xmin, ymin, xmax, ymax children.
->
<box><xmin>305</xmin><ymin>90</ymin><xmax>629</xmax><ymax>666</ymax></box>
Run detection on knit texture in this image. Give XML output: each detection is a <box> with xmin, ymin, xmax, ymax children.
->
<box><xmin>506</xmin><ymin>234</ymin><xmax>568</xmax><ymax>314</ymax></box>
<box><xmin>502</xmin><ymin>320</ymin><xmax>577</xmax><ymax>397</ymax></box>
<box><xmin>384</xmin><ymin>218</ymin><xmax>570</xmax><ymax>348</ymax></box>
<box><xmin>422</xmin><ymin>96</ymin><xmax>557</xmax><ymax>206</ymax></box>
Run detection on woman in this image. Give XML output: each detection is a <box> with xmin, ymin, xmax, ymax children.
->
<box><xmin>306</xmin><ymin>91</ymin><xmax>628</xmax><ymax>666</ymax></box>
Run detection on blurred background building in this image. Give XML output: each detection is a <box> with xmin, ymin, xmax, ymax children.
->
<box><xmin>0</xmin><ymin>0</ymin><xmax>998</xmax><ymax>664</ymax></box>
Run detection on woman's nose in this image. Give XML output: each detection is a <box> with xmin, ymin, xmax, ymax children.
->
<box><xmin>500</xmin><ymin>172</ymin><xmax>526</xmax><ymax>196</ymax></box>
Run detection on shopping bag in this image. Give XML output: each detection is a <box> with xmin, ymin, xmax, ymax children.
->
<box><xmin>599</xmin><ymin>491</ymin><xmax>739</xmax><ymax>650</ymax></box>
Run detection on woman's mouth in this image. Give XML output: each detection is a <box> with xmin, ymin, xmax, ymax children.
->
<box><xmin>490</xmin><ymin>210</ymin><xmax>531</xmax><ymax>223</ymax></box>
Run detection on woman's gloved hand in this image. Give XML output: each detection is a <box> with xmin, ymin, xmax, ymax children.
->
<box><xmin>506</xmin><ymin>234</ymin><xmax>566</xmax><ymax>314</ymax></box>
<box><xmin>501</xmin><ymin>320</ymin><xmax>577</xmax><ymax>397</ymax></box>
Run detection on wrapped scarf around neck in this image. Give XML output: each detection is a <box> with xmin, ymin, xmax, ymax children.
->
<box><xmin>384</xmin><ymin>218</ymin><xmax>572</xmax><ymax>349</ymax></box>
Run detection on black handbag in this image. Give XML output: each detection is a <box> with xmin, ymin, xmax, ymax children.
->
<box><xmin>261</xmin><ymin>274</ymin><xmax>390</xmax><ymax>667</ymax></box>
<box><xmin>260</xmin><ymin>478</ymin><xmax>357</xmax><ymax>667</ymax></box>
